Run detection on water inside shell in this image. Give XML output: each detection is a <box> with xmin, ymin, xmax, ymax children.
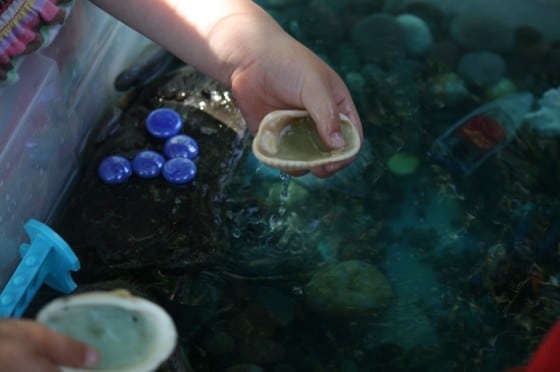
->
<box><xmin>252</xmin><ymin>110</ymin><xmax>361</xmax><ymax>171</ymax></box>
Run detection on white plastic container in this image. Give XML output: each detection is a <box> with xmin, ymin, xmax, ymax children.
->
<box><xmin>0</xmin><ymin>0</ymin><xmax>150</xmax><ymax>287</ymax></box>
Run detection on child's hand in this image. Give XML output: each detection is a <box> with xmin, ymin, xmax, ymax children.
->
<box><xmin>230</xmin><ymin>31</ymin><xmax>363</xmax><ymax>177</ymax></box>
<box><xmin>0</xmin><ymin>319</ymin><xmax>98</xmax><ymax>371</ymax></box>
<box><xmin>90</xmin><ymin>0</ymin><xmax>364</xmax><ymax>177</ymax></box>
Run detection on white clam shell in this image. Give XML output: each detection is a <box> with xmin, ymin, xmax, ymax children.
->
<box><xmin>252</xmin><ymin>110</ymin><xmax>361</xmax><ymax>171</ymax></box>
<box><xmin>36</xmin><ymin>290</ymin><xmax>177</xmax><ymax>372</ymax></box>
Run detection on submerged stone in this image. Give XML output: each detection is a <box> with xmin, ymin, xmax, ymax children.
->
<box><xmin>457</xmin><ymin>51</ymin><xmax>506</xmax><ymax>87</ymax></box>
<box><xmin>351</xmin><ymin>13</ymin><xmax>406</xmax><ymax>64</ymax></box>
<box><xmin>449</xmin><ymin>14</ymin><xmax>515</xmax><ymax>53</ymax></box>
<box><xmin>395</xmin><ymin>13</ymin><xmax>433</xmax><ymax>56</ymax></box>
<box><xmin>387</xmin><ymin>152</ymin><xmax>420</xmax><ymax>175</ymax></box>
<box><xmin>305</xmin><ymin>260</ymin><xmax>393</xmax><ymax>318</ymax></box>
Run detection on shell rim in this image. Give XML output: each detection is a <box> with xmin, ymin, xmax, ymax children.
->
<box><xmin>252</xmin><ymin>110</ymin><xmax>361</xmax><ymax>171</ymax></box>
<box><xmin>36</xmin><ymin>291</ymin><xmax>178</xmax><ymax>372</ymax></box>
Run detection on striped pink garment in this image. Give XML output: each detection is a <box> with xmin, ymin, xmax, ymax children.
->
<box><xmin>0</xmin><ymin>0</ymin><xmax>72</xmax><ymax>80</ymax></box>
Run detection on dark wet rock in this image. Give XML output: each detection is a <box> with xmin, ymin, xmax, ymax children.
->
<box><xmin>337</xmin><ymin>233</ymin><xmax>383</xmax><ymax>263</ymax></box>
<box><xmin>200</xmin><ymin>331</ymin><xmax>235</xmax><ymax>356</ymax></box>
<box><xmin>344</xmin><ymin>71</ymin><xmax>367</xmax><ymax>109</ymax></box>
<box><xmin>514</xmin><ymin>25</ymin><xmax>543</xmax><ymax>48</ymax></box>
<box><xmin>425</xmin><ymin>40</ymin><xmax>461</xmax><ymax>71</ymax></box>
<box><xmin>351</xmin><ymin>13</ymin><xmax>406</xmax><ymax>65</ymax></box>
<box><xmin>542</xmin><ymin>43</ymin><xmax>560</xmax><ymax>84</ymax></box>
<box><xmin>345</xmin><ymin>0</ymin><xmax>384</xmax><ymax>13</ymax></box>
<box><xmin>224</xmin><ymin>364</ymin><xmax>264</xmax><ymax>372</ymax></box>
<box><xmin>449</xmin><ymin>14</ymin><xmax>515</xmax><ymax>53</ymax></box>
<box><xmin>239</xmin><ymin>340</ymin><xmax>286</xmax><ymax>365</ymax></box>
<box><xmin>391</xmin><ymin>58</ymin><xmax>427</xmax><ymax>81</ymax></box>
<box><xmin>311</xmin><ymin>0</ymin><xmax>384</xmax><ymax>15</ymax></box>
<box><xmin>509</xmin><ymin>39</ymin><xmax>551</xmax><ymax>81</ymax></box>
<box><xmin>254</xmin><ymin>286</ymin><xmax>295</xmax><ymax>327</ymax></box>
<box><xmin>331</xmin><ymin>43</ymin><xmax>362</xmax><ymax>75</ymax></box>
<box><xmin>114</xmin><ymin>43</ymin><xmax>177</xmax><ymax>91</ymax></box>
<box><xmin>457</xmin><ymin>51</ymin><xmax>507</xmax><ymax>87</ymax></box>
<box><xmin>272</xmin><ymin>363</ymin><xmax>296</xmax><ymax>372</ymax></box>
<box><xmin>298</xmin><ymin>16</ymin><xmax>348</xmax><ymax>44</ymax></box>
<box><xmin>519</xmin><ymin>41</ymin><xmax>551</xmax><ymax>67</ymax></box>
<box><xmin>298</xmin><ymin>2</ymin><xmax>354</xmax><ymax>43</ymax></box>
<box><xmin>362</xmin><ymin>341</ymin><xmax>406</xmax><ymax>368</ymax></box>
<box><xmin>54</xmin><ymin>66</ymin><xmax>248</xmax><ymax>277</ymax></box>
<box><xmin>373</xmin><ymin>298</ymin><xmax>439</xmax><ymax>350</ymax></box>
<box><xmin>152</xmin><ymin>66</ymin><xmax>246</xmax><ymax>135</ymax></box>
<box><xmin>230</xmin><ymin>304</ymin><xmax>280</xmax><ymax>341</ymax></box>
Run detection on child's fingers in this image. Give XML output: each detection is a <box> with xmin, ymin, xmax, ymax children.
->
<box><xmin>9</xmin><ymin>319</ymin><xmax>98</xmax><ymax>368</ymax></box>
<box><xmin>19</xmin><ymin>356</ymin><xmax>62</xmax><ymax>372</ymax></box>
<box><xmin>0</xmin><ymin>344</ymin><xmax>59</xmax><ymax>372</ymax></box>
<box><xmin>35</xmin><ymin>330</ymin><xmax>98</xmax><ymax>368</ymax></box>
<box><xmin>302</xmin><ymin>66</ymin><xmax>363</xmax><ymax>152</ymax></box>
<box><xmin>300</xmin><ymin>65</ymin><xmax>363</xmax><ymax>177</ymax></box>
<box><xmin>301</xmin><ymin>70</ymin><xmax>345</xmax><ymax>150</ymax></box>
<box><xmin>310</xmin><ymin>158</ymin><xmax>354</xmax><ymax>178</ymax></box>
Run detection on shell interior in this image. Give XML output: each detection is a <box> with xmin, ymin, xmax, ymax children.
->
<box><xmin>36</xmin><ymin>291</ymin><xmax>177</xmax><ymax>372</ymax></box>
<box><xmin>252</xmin><ymin>110</ymin><xmax>361</xmax><ymax>171</ymax></box>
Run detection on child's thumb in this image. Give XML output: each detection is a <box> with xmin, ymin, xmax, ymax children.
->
<box><xmin>304</xmin><ymin>91</ymin><xmax>346</xmax><ymax>150</ymax></box>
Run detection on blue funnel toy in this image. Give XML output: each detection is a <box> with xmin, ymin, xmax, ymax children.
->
<box><xmin>0</xmin><ymin>219</ymin><xmax>80</xmax><ymax>318</ymax></box>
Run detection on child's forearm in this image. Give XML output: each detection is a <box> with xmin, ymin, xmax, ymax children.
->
<box><xmin>90</xmin><ymin>0</ymin><xmax>284</xmax><ymax>86</ymax></box>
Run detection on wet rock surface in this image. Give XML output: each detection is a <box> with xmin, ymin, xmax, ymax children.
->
<box><xmin>54</xmin><ymin>66</ymin><xmax>248</xmax><ymax>279</ymax></box>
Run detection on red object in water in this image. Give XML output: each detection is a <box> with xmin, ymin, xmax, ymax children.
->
<box><xmin>457</xmin><ymin>114</ymin><xmax>507</xmax><ymax>151</ymax></box>
<box><xmin>505</xmin><ymin>321</ymin><xmax>560</xmax><ymax>372</ymax></box>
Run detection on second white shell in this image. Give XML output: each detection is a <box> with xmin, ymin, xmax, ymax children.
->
<box><xmin>36</xmin><ymin>290</ymin><xmax>177</xmax><ymax>372</ymax></box>
<box><xmin>252</xmin><ymin>110</ymin><xmax>361</xmax><ymax>171</ymax></box>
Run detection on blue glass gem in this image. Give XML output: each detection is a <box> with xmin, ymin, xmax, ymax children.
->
<box><xmin>132</xmin><ymin>150</ymin><xmax>166</xmax><ymax>178</ymax></box>
<box><xmin>164</xmin><ymin>134</ymin><xmax>199</xmax><ymax>160</ymax></box>
<box><xmin>162</xmin><ymin>158</ymin><xmax>197</xmax><ymax>184</ymax></box>
<box><xmin>145</xmin><ymin>108</ymin><xmax>183</xmax><ymax>139</ymax></box>
<box><xmin>98</xmin><ymin>155</ymin><xmax>132</xmax><ymax>184</ymax></box>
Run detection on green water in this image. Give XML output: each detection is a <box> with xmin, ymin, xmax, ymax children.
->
<box><xmin>274</xmin><ymin>118</ymin><xmax>333</xmax><ymax>160</ymax></box>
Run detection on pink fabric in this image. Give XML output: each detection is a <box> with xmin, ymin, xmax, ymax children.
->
<box><xmin>0</xmin><ymin>0</ymin><xmax>72</xmax><ymax>79</ymax></box>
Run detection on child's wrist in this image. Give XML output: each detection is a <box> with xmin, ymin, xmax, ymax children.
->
<box><xmin>209</xmin><ymin>5</ymin><xmax>286</xmax><ymax>87</ymax></box>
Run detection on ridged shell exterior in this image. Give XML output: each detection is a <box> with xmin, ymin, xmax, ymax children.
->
<box><xmin>36</xmin><ymin>290</ymin><xmax>177</xmax><ymax>372</ymax></box>
<box><xmin>252</xmin><ymin>110</ymin><xmax>361</xmax><ymax>171</ymax></box>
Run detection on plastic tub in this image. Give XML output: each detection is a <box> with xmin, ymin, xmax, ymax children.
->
<box><xmin>0</xmin><ymin>1</ymin><xmax>150</xmax><ymax>288</ymax></box>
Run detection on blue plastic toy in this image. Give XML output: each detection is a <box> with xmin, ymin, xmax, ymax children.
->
<box><xmin>0</xmin><ymin>219</ymin><xmax>80</xmax><ymax>318</ymax></box>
